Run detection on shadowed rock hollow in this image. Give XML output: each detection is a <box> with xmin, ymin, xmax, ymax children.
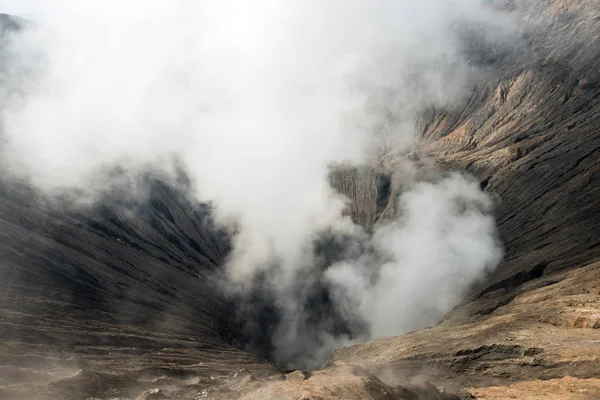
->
<box><xmin>1</xmin><ymin>1</ymin><xmax>600</xmax><ymax>399</ymax></box>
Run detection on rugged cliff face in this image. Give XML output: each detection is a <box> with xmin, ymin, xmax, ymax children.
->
<box><xmin>332</xmin><ymin>1</ymin><xmax>600</xmax><ymax>398</ymax></box>
<box><xmin>1</xmin><ymin>1</ymin><xmax>600</xmax><ymax>399</ymax></box>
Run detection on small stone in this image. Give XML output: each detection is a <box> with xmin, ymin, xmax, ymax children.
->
<box><xmin>135</xmin><ymin>388</ymin><xmax>164</xmax><ymax>400</ymax></box>
<box><xmin>233</xmin><ymin>368</ymin><xmax>252</xmax><ymax>378</ymax></box>
<box><xmin>459</xmin><ymin>390</ymin><xmax>476</xmax><ymax>399</ymax></box>
<box><xmin>227</xmin><ymin>369</ymin><xmax>256</xmax><ymax>390</ymax></box>
<box><xmin>151</xmin><ymin>375</ymin><xmax>169</xmax><ymax>383</ymax></box>
<box><xmin>285</xmin><ymin>371</ymin><xmax>308</xmax><ymax>382</ymax></box>
<box><xmin>298</xmin><ymin>394</ymin><xmax>323</xmax><ymax>400</ymax></box>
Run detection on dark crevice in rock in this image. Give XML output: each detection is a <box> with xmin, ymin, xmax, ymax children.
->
<box><xmin>478</xmin><ymin>263</ymin><xmax>548</xmax><ymax>298</ymax></box>
<box><xmin>476</xmin><ymin>296</ymin><xmax>515</xmax><ymax>316</ymax></box>
<box><xmin>376</xmin><ymin>173</ymin><xmax>392</xmax><ymax>212</ymax></box>
<box><xmin>479</xmin><ymin>178</ymin><xmax>490</xmax><ymax>191</ymax></box>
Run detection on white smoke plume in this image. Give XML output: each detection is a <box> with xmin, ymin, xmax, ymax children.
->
<box><xmin>0</xmin><ymin>1</ymin><xmax>511</xmax><ymax>368</ymax></box>
<box><xmin>326</xmin><ymin>173</ymin><xmax>502</xmax><ymax>339</ymax></box>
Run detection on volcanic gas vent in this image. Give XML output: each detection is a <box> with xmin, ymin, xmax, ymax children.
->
<box><xmin>220</xmin><ymin>160</ymin><xmax>502</xmax><ymax>371</ymax></box>
<box><xmin>222</xmin><ymin>228</ymin><xmax>375</xmax><ymax>369</ymax></box>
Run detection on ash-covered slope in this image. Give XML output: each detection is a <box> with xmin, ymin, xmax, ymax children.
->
<box><xmin>332</xmin><ymin>1</ymin><xmax>600</xmax><ymax>397</ymax></box>
<box><xmin>424</xmin><ymin>0</ymin><xmax>600</xmax><ymax>289</ymax></box>
<box><xmin>0</xmin><ymin>173</ymin><xmax>281</xmax><ymax>399</ymax></box>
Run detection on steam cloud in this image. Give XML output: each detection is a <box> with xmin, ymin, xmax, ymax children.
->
<box><xmin>0</xmin><ymin>1</ymin><xmax>511</xmax><ymax>368</ymax></box>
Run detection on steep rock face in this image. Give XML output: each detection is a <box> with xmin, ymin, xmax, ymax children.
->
<box><xmin>421</xmin><ymin>0</ymin><xmax>600</xmax><ymax>314</ymax></box>
<box><xmin>425</xmin><ymin>55</ymin><xmax>600</xmax><ymax>292</ymax></box>
<box><xmin>0</xmin><ymin>176</ymin><xmax>278</xmax><ymax>400</ymax></box>
<box><xmin>331</xmin><ymin>1</ymin><xmax>600</xmax><ymax>397</ymax></box>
